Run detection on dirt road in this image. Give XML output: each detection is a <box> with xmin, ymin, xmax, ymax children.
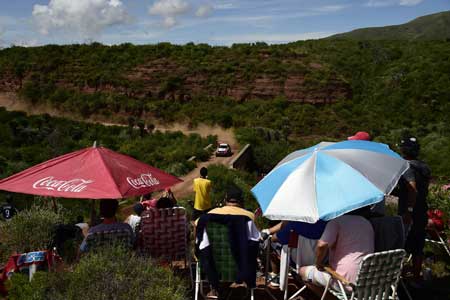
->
<box><xmin>0</xmin><ymin>92</ymin><xmax>240</xmax><ymax>200</ymax></box>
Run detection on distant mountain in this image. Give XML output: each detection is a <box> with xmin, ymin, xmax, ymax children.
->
<box><xmin>329</xmin><ymin>10</ymin><xmax>450</xmax><ymax>40</ymax></box>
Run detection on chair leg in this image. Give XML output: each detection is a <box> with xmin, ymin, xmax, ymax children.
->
<box><xmin>195</xmin><ymin>263</ymin><xmax>200</xmax><ymax>300</ymax></box>
<box><xmin>283</xmin><ymin>247</ymin><xmax>290</xmax><ymax>300</ymax></box>
<box><xmin>288</xmin><ymin>285</ymin><xmax>306</xmax><ymax>300</ymax></box>
<box><xmin>399</xmin><ymin>278</ymin><xmax>413</xmax><ymax>300</ymax></box>
<box><xmin>251</xmin><ymin>288</ymin><xmax>254</xmax><ymax>300</ymax></box>
<box><xmin>320</xmin><ymin>277</ymin><xmax>331</xmax><ymax>300</ymax></box>
<box><xmin>437</xmin><ymin>234</ymin><xmax>450</xmax><ymax>258</ymax></box>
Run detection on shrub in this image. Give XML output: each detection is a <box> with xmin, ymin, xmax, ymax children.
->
<box><xmin>0</xmin><ymin>206</ymin><xmax>64</xmax><ymax>263</ymax></box>
<box><xmin>7</xmin><ymin>247</ymin><xmax>187</xmax><ymax>300</ymax></box>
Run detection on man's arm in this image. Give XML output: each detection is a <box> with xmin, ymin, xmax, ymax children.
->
<box><xmin>315</xmin><ymin>240</ymin><xmax>329</xmax><ymax>270</ymax></box>
<box><xmin>406</xmin><ymin>180</ymin><xmax>417</xmax><ymax>208</ymax></box>
<box><xmin>403</xmin><ymin>180</ymin><xmax>417</xmax><ymax>224</ymax></box>
<box><xmin>266</xmin><ymin>221</ymin><xmax>287</xmax><ymax>242</ymax></box>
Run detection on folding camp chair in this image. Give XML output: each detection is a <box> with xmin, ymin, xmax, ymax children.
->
<box><xmin>195</xmin><ymin>222</ymin><xmax>255</xmax><ymax>300</ymax></box>
<box><xmin>138</xmin><ymin>207</ymin><xmax>189</xmax><ymax>265</ymax></box>
<box><xmin>85</xmin><ymin>228</ymin><xmax>133</xmax><ymax>251</ymax></box>
<box><xmin>322</xmin><ymin>249</ymin><xmax>406</xmax><ymax>300</ymax></box>
<box><xmin>425</xmin><ymin>227</ymin><xmax>450</xmax><ymax>258</ymax></box>
<box><xmin>278</xmin><ymin>231</ymin><xmax>312</xmax><ymax>300</ymax></box>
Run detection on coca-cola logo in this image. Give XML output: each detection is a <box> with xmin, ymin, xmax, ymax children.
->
<box><xmin>127</xmin><ymin>173</ymin><xmax>160</xmax><ymax>189</ymax></box>
<box><xmin>32</xmin><ymin>177</ymin><xmax>93</xmax><ymax>193</ymax></box>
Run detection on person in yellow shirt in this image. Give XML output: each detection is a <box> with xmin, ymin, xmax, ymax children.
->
<box><xmin>193</xmin><ymin>167</ymin><xmax>212</xmax><ymax>220</ymax></box>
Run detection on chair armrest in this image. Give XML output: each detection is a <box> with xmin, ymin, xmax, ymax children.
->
<box><xmin>324</xmin><ymin>266</ymin><xmax>353</xmax><ymax>286</ymax></box>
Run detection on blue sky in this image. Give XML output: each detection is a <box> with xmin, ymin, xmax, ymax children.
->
<box><xmin>0</xmin><ymin>0</ymin><xmax>449</xmax><ymax>47</ymax></box>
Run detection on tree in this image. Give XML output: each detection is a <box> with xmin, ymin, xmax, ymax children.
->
<box><xmin>127</xmin><ymin>116</ymin><xmax>135</xmax><ymax>136</ymax></box>
<box><xmin>137</xmin><ymin>119</ymin><xmax>146</xmax><ymax>137</ymax></box>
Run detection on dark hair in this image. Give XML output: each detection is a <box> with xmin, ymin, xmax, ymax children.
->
<box><xmin>143</xmin><ymin>193</ymin><xmax>153</xmax><ymax>200</ymax></box>
<box><xmin>133</xmin><ymin>202</ymin><xmax>144</xmax><ymax>216</ymax></box>
<box><xmin>156</xmin><ymin>197</ymin><xmax>174</xmax><ymax>209</ymax></box>
<box><xmin>99</xmin><ymin>199</ymin><xmax>118</xmax><ymax>218</ymax></box>
<box><xmin>346</xmin><ymin>206</ymin><xmax>371</xmax><ymax>218</ymax></box>
<box><xmin>225</xmin><ymin>185</ymin><xmax>244</xmax><ymax>205</ymax></box>
<box><xmin>400</xmin><ymin>136</ymin><xmax>420</xmax><ymax>158</ymax></box>
<box><xmin>200</xmin><ymin>167</ymin><xmax>208</xmax><ymax>177</ymax></box>
<box><xmin>76</xmin><ymin>216</ymin><xmax>84</xmax><ymax>224</ymax></box>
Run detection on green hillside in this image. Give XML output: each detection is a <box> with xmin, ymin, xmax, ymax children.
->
<box><xmin>1</xmin><ymin>40</ymin><xmax>450</xmax><ymax>178</ymax></box>
<box><xmin>329</xmin><ymin>10</ymin><xmax>450</xmax><ymax>40</ymax></box>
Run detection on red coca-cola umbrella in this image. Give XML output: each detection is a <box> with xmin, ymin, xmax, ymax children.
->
<box><xmin>0</xmin><ymin>145</ymin><xmax>182</xmax><ymax>199</ymax></box>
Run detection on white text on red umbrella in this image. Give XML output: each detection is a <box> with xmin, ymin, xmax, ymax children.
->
<box><xmin>32</xmin><ymin>177</ymin><xmax>93</xmax><ymax>193</ymax></box>
<box><xmin>127</xmin><ymin>173</ymin><xmax>160</xmax><ymax>189</ymax></box>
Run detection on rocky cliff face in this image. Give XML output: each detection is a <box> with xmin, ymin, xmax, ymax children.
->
<box><xmin>0</xmin><ymin>57</ymin><xmax>351</xmax><ymax>104</ymax></box>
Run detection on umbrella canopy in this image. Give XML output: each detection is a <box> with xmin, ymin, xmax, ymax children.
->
<box><xmin>251</xmin><ymin>140</ymin><xmax>408</xmax><ymax>223</ymax></box>
<box><xmin>0</xmin><ymin>146</ymin><xmax>182</xmax><ymax>199</ymax></box>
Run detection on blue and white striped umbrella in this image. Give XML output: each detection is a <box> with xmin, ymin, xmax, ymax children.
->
<box><xmin>251</xmin><ymin>140</ymin><xmax>408</xmax><ymax>223</ymax></box>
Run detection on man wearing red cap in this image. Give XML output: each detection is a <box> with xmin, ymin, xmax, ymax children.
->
<box><xmin>347</xmin><ymin>131</ymin><xmax>371</xmax><ymax>141</ymax></box>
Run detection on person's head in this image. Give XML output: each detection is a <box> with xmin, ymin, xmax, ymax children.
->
<box><xmin>143</xmin><ymin>193</ymin><xmax>153</xmax><ymax>200</ymax></box>
<box><xmin>347</xmin><ymin>131</ymin><xmax>371</xmax><ymax>141</ymax></box>
<box><xmin>76</xmin><ymin>216</ymin><xmax>84</xmax><ymax>224</ymax></box>
<box><xmin>133</xmin><ymin>202</ymin><xmax>145</xmax><ymax>216</ymax></box>
<box><xmin>99</xmin><ymin>199</ymin><xmax>119</xmax><ymax>219</ymax></box>
<box><xmin>224</xmin><ymin>185</ymin><xmax>244</xmax><ymax>207</ymax></box>
<box><xmin>200</xmin><ymin>167</ymin><xmax>208</xmax><ymax>178</ymax></box>
<box><xmin>346</xmin><ymin>206</ymin><xmax>371</xmax><ymax>218</ymax></box>
<box><xmin>399</xmin><ymin>136</ymin><xmax>420</xmax><ymax>159</ymax></box>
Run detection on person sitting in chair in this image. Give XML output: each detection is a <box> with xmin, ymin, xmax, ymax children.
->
<box><xmin>125</xmin><ymin>202</ymin><xmax>145</xmax><ymax>233</ymax></box>
<box><xmin>299</xmin><ymin>208</ymin><xmax>374</xmax><ymax>293</ymax></box>
<box><xmin>195</xmin><ymin>186</ymin><xmax>260</xmax><ymax>299</ymax></box>
<box><xmin>79</xmin><ymin>199</ymin><xmax>134</xmax><ymax>253</ymax></box>
<box><xmin>262</xmin><ymin>220</ymin><xmax>327</xmax><ymax>286</ymax></box>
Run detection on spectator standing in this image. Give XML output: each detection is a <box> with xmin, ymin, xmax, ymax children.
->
<box><xmin>347</xmin><ymin>131</ymin><xmax>386</xmax><ymax>217</ymax></box>
<box><xmin>347</xmin><ymin>131</ymin><xmax>371</xmax><ymax>141</ymax></box>
<box><xmin>397</xmin><ymin>136</ymin><xmax>431</xmax><ymax>282</ymax></box>
<box><xmin>192</xmin><ymin>167</ymin><xmax>212</xmax><ymax>220</ymax></box>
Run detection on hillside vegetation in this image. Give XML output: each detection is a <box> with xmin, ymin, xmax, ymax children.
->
<box><xmin>0</xmin><ymin>39</ymin><xmax>450</xmax><ymax>177</ymax></box>
<box><xmin>329</xmin><ymin>10</ymin><xmax>450</xmax><ymax>40</ymax></box>
<box><xmin>0</xmin><ymin>108</ymin><xmax>214</xmax><ymax>193</ymax></box>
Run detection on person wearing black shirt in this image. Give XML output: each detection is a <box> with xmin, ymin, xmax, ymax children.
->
<box><xmin>397</xmin><ymin>136</ymin><xmax>431</xmax><ymax>281</ymax></box>
<box><xmin>0</xmin><ymin>197</ymin><xmax>17</xmax><ymax>221</ymax></box>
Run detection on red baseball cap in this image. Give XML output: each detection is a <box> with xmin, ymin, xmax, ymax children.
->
<box><xmin>348</xmin><ymin>131</ymin><xmax>371</xmax><ymax>141</ymax></box>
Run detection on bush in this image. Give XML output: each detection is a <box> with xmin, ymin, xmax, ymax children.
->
<box><xmin>7</xmin><ymin>247</ymin><xmax>187</xmax><ymax>300</ymax></box>
<box><xmin>207</xmin><ymin>164</ymin><xmax>258</xmax><ymax>210</ymax></box>
<box><xmin>0</xmin><ymin>206</ymin><xmax>64</xmax><ymax>263</ymax></box>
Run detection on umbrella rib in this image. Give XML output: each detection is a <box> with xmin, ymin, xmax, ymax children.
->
<box><xmin>312</xmin><ymin>151</ymin><xmax>319</xmax><ymax>220</ymax></box>
<box><xmin>0</xmin><ymin>149</ymin><xmax>86</xmax><ymax>184</ymax></box>
<box><xmin>96</xmin><ymin>149</ymin><xmax>123</xmax><ymax>198</ymax></box>
<box><xmin>321</xmin><ymin>149</ymin><xmax>407</xmax><ymax>195</ymax></box>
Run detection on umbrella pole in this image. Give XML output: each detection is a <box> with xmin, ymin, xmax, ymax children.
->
<box><xmin>90</xmin><ymin>200</ymin><xmax>97</xmax><ymax>226</ymax></box>
<box><xmin>51</xmin><ymin>198</ymin><xmax>57</xmax><ymax>213</ymax></box>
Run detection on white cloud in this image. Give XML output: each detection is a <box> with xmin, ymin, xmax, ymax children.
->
<box><xmin>149</xmin><ymin>0</ymin><xmax>191</xmax><ymax>27</ymax></box>
<box><xmin>399</xmin><ymin>0</ymin><xmax>423</xmax><ymax>6</ymax></box>
<box><xmin>366</xmin><ymin>0</ymin><xmax>395</xmax><ymax>7</ymax></box>
<box><xmin>210</xmin><ymin>32</ymin><xmax>333</xmax><ymax>45</ymax></box>
<box><xmin>196</xmin><ymin>4</ymin><xmax>213</xmax><ymax>17</ymax></box>
<box><xmin>214</xmin><ymin>3</ymin><xmax>236</xmax><ymax>10</ymax></box>
<box><xmin>0</xmin><ymin>28</ymin><xmax>4</xmax><ymax>48</ymax></box>
<box><xmin>313</xmin><ymin>5</ymin><xmax>347</xmax><ymax>13</ymax></box>
<box><xmin>366</xmin><ymin>0</ymin><xmax>422</xmax><ymax>7</ymax></box>
<box><xmin>32</xmin><ymin>0</ymin><xmax>130</xmax><ymax>39</ymax></box>
<box><xmin>148</xmin><ymin>0</ymin><xmax>214</xmax><ymax>28</ymax></box>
